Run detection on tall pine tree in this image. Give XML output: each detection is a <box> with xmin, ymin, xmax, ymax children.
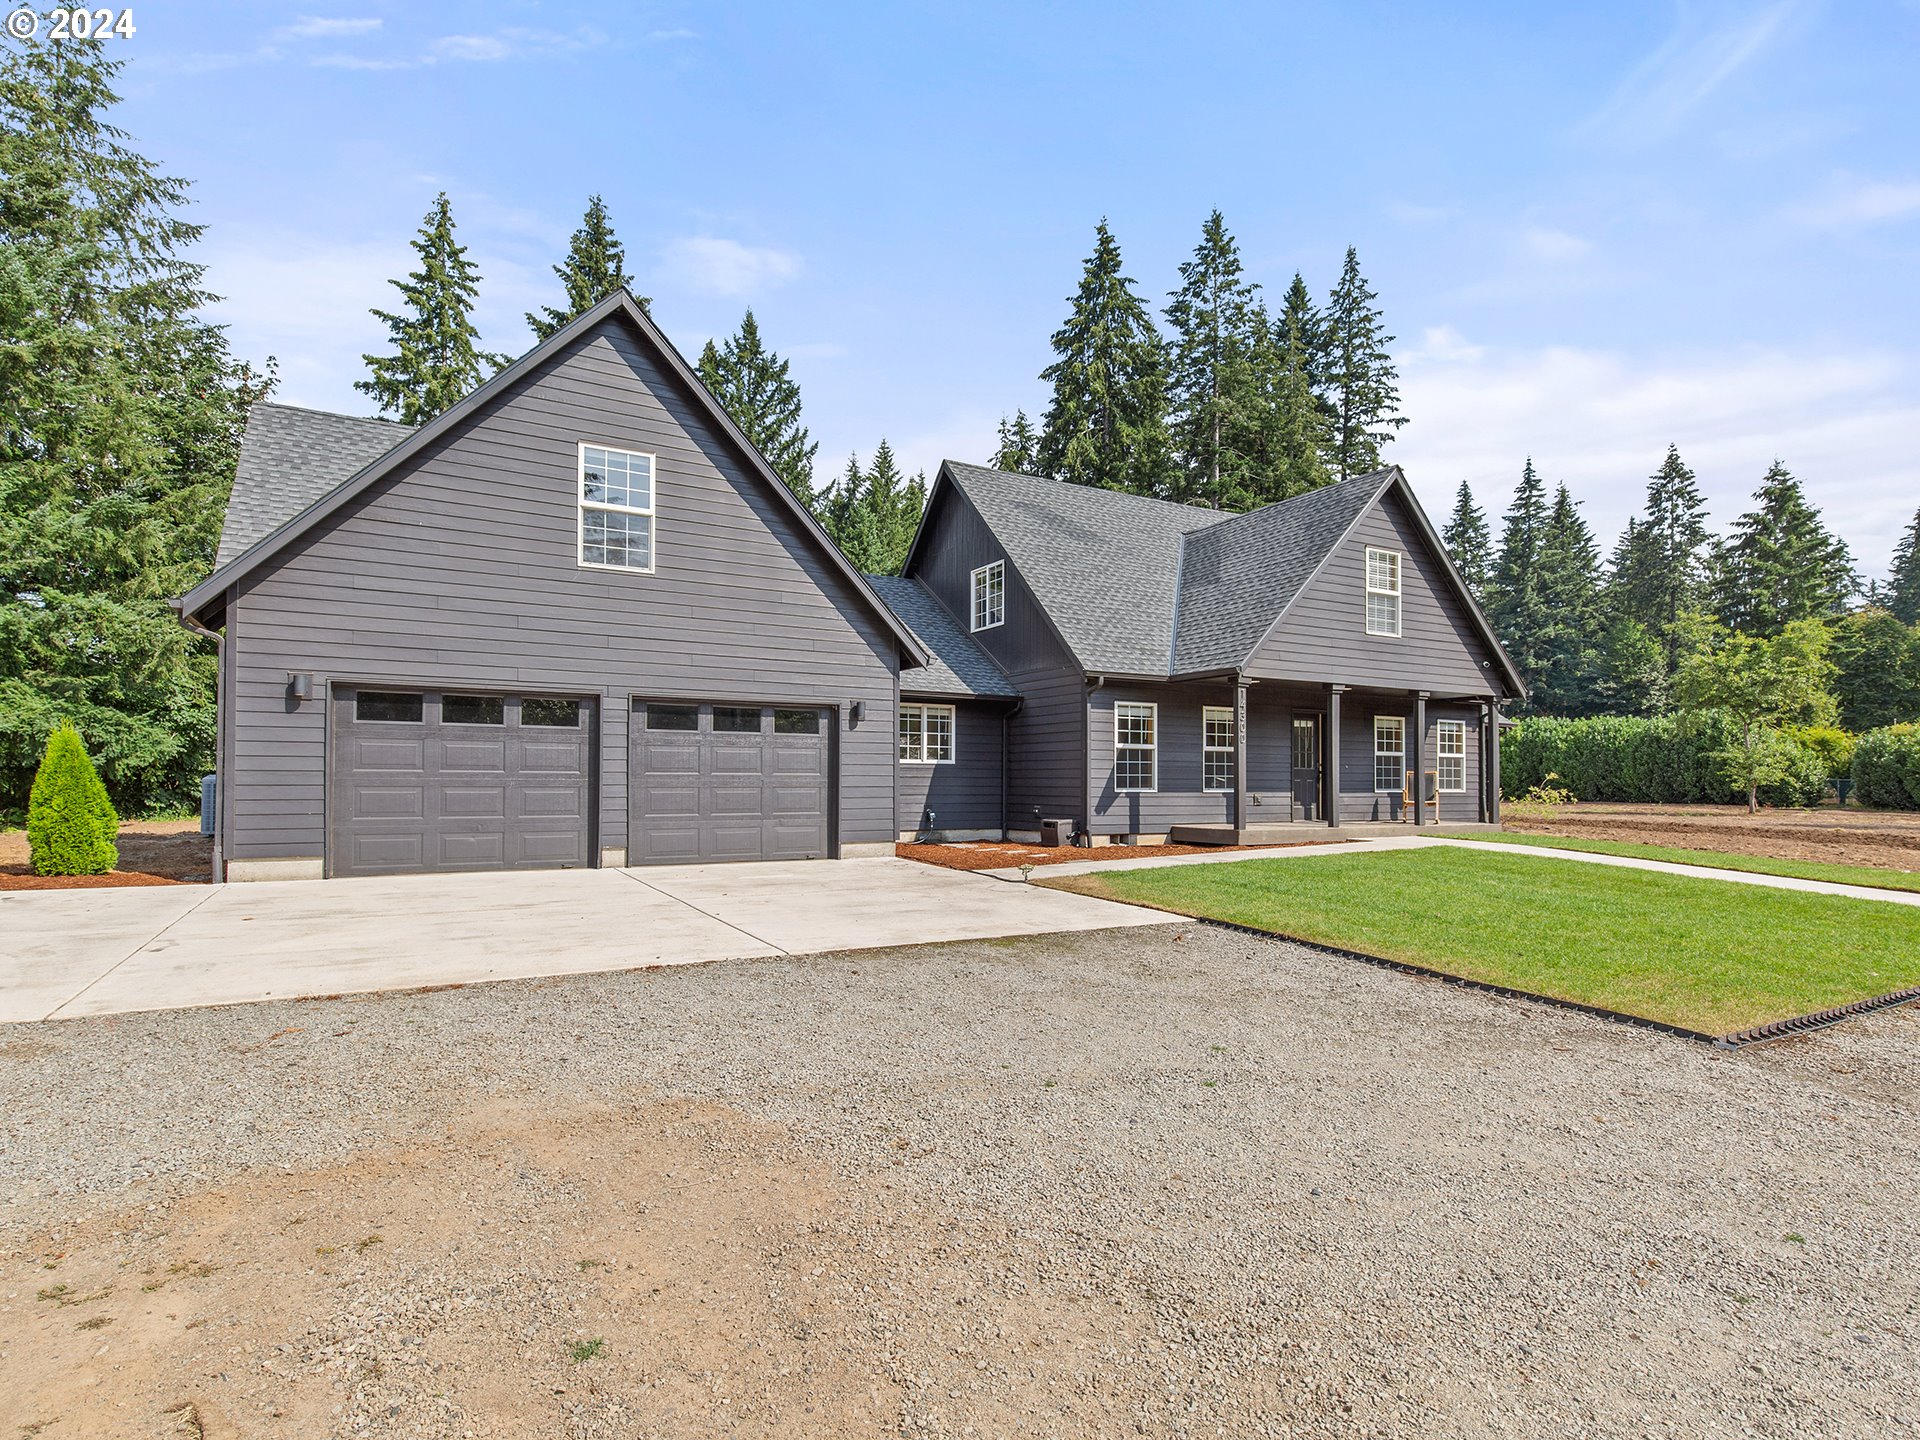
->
<box><xmin>1442</xmin><ymin>481</ymin><xmax>1493</xmax><ymax>597</ymax></box>
<box><xmin>1486</xmin><ymin>460</ymin><xmax>1552</xmax><ymax>694</ymax></box>
<box><xmin>1163</xmin><ymin>211</ymin><xmax>1262</xmax><ymax>508</ymax></box>
<box><xmin>526</xmin><ymin>194</ymin><xmax>643</xmax><ymax>340</ymax></box>
<box><xmin>697</xmin><ymin>310</ymin><xmax>819</xmax><ymax>508</ymax></box>
<box><xmin>359</xmin><ymin>193</ymin><xmax>505</xmax><ymax>424</ymax></box>
<box><xmin>1036</xmin><ymin>221</ymin><xmax>1174</xmax><ymax>495</ymax></box>
<box><xmin>1530</xmin><ymin>484</ymin><xmax>1604</xmax><ymax>714</ymax></box>
<box><xmin>1709</xmin><ymin>462</ymin><xmax>1855</xmax><ymax>634</ymax></box>
<box><xmin>1322</xmin><ymin>248</ymin><xmax>1404</xmax><ymax>480</ymax></box>
<box><xmin>1609</xmin><ymin>445</ymin><xmax>1710</xmax><ymax>673</ymax></box>
<box><xmin>1245</xmin><ymin>312</ymin><xmax>1332</xmax><ymax>502</ymax></box>
<box><xmin>1887</xmin><ymin>506</ymin><xmax>1920</xmax><ymax>624</ymax></box>
<box><xmin>0</xmin><ymin>36</ymin><xmax>268</xmax><ymax>812</ymax></box>
<box><xmin>990</xmin><ymin>411</ymin><xmax>1041</xmax><ymax>474</ymax></box>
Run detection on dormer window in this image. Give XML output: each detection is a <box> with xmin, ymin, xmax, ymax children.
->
<box><xmin>1365</xmin><ymin>547</ymin><xmax>1401</xmax><ymax>636</ymax></box>
<box><xmin>580</xmin><ymin>443</ymin><xmax>655</xmax><ymax>572</ymax></box>
<box><xmin>971</xmin><ymin>560</ymin><xmax>1004</xmax><ymax>631</ymax></box>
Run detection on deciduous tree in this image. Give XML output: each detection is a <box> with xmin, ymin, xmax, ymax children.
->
<box><xmin>1673</xmin><ymin>617</ymin><xmax>1837</xmax><ymax>813</ymax></box>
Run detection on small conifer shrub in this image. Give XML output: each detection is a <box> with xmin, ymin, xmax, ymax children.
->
<box><xmin>27</xmin><ymin>725</ymin><xmax>120</xmax><ymax>876</ymax></box>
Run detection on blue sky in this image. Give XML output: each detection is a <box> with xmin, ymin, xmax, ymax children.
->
<box><xmin>106</xmin><ymin>1</ymin><xmax>1919</xmax><ymax>577</ymax></box>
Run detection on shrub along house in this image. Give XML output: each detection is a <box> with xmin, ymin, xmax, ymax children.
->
<box><xmin>175</xmin><ymin>287</ymin><xmax>1520</xmax><ymax>881</ymax></box>
<box><xmin>871</xmin><ymin>462</ymin><xmax>1525</xmax><ymax>845</ymax></box>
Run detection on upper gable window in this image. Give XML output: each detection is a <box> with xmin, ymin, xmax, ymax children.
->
<box><xmin>970</xmin><ymin>561</ymin><xmax>1005</xmax><ymax>632</ymax></box>
<box><xmin>1364</xmin><ymin>547</ymin><xmax>1402</xmax><ymax>637</ymax></box>
<box><xmin>579</xmin><ymin>444</ymin><xmax>655</xmax><ymax>572</ymax></box>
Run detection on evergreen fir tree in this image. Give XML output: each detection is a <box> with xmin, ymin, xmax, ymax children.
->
<box><xmin>819</xmin><ymin>453</ymin><xmax>864</xmax><ymax>549</ymax></box>
<box><xmin>1486</xmin><ymin>460</ymin><xmax>1552</xmax><ymax>695</ymax></box>
<box><xmin>1274</xmin><ymin>272</ymin><xmax>1330</xmax><ymax>398</ymax></box>
<box><xmin>358</xmin><ymin>193</ymin><xmax>505</xmax><ymax>424</ymax></box>
<box><xmin>1530</xmin><ymin>484</ymin><xmax>1604</xmax><ymax>714</ymax></box>
<box><xmin>1829</xmin><ymin>607</ymin><xmax>1920</xmax><ymax>731</ymax></box>
<box><xmin>1322</xmin><ymin>247</ymin><xmax>1405</xmax><ymax>480</ymax></box>
<box><xmin>1035</xmin><ymin>221</ymin><xmax>1174</xmax><ymax>495</ymax></box>
<box><xmin>1709</xmin><ymin>461</ymin><xmax>1856</xmax><ymax>634</ymax></box>
<box><xmin>0</xmin><ymin>37</ymin><xmax>268</xmax><ymax>815</ymax></box>
<box><xmin>1595</xmin><ymin>616</ymin><xmax>1668</xmax><ymax>716</ymax></box>
<box><xmin>821</xmin><ymin>444</ymin><xmax>926</xmax><ymax>576</ymax></box>
<box><xmin>990</xmin><ymin>411</ymin><xmax>1041</xmax><ymax>474</ymax></box>
<box><xmin>526</xmin><ymin>194</ymin><xmax>643</xmax><ymax>340</ymax></box>
<box><xmin>1163</xmin><ymin>211</ymin><xmax>1263</xmax><ymax>508</ymax></box>
<box><xmin>1888</xmin><ymin>506</ymin><xmax>1920</xmax><ymax>624</ymax></box>
<box><xmin>1442</xmin><ymin>481</ymin><xmax>1493</xmax><ymax>597</ymax></box>
<box><xmin>696</xmin><ymin>310</ymin><xmax>819</xmax><ymax>508</ymax></box>
<box><xmin>1245</xmin><ymin>312</ymin><xmax>1332</xmax><ymax>502</ymax></box>
<box><xmin>1610</xmin><ymin>445</ymin><xmax>1711</xmax><ymax>673</ymax></box>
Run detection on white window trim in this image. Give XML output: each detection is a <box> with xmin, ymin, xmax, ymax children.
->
<box><xmin>970</xmin><ymin>560</ymin><xmax>1005</xmax><ymax>632</ymax></box>
<box><xmin>1364</xmin><ymin>546</ymin><xmax>1402</xmax><ymax>637</ymax></box>
<box><xmin>1373</xmin><ymin>715</ymin><xmax>1406</xmax><ymax>794</ymax></box>
<box><xmin>1436</xmin><ymin>719</ymin><xmax>1467</xmax><ymax>793</ymax></box>
<box><xmin>898</xmin><ymin>702</ymin><xmax>956</xmax><ymax>765</ymax></box>
<box><xmin>578</xmin><ymin>442</ymin><xmax>657</xmax><ymax>575</ymax></box>
<box><xmin>1202</xmin><ymin>705</ymin><xmax>1234</xmax><ymax>793</ymax></box>
<box><xmin>1114</xmin><ymin>701</ymin><xmax>1158</xmax><ymax>794</ymax></box>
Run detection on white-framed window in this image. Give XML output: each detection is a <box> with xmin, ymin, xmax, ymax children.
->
<box><xmin>579</xmin><ymin>444</ymin><xmax>655</xmax><ymax>572</ymax></box>
<box><xmin>970</xmin><ymin>560</ymin><xmax>1005</xmax><ymax>631</ymax></box>
<box><xmin>1202</xmin><ymin>706</ymin><xmax>1234</xmax><ymax>792</ymax></box>
<box><xmin>898</xmin><ymin>703</ymin><xmax>955</xmax><ymax>764</ymax></box>
<box><xmin>1437</xmin><ymin>719</ymin><xmax>1466</xmax><ymax>792</ymax></box>
<box><xmin>1374</xmin><ymin>715</ymin><xmax>1406</xmax><ymax>794</ymax></box>
<box><xmin>1365</xmin><ymin>546</ymin><xmax>1402</xmax><ymax>637</ymax></box>
<box><xmin>1115</xmin><ymin>702</ymin><xmax>1157</xmax><ymax>792</ymax></box>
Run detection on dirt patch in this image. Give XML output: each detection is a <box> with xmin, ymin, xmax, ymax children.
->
<box><xmin>0</xmin><ymin>819</ymin><xmax>210</xmax><ymax>890</ymax></box>
<box><xmin>1505</xmin><ymin>802</ymin><xmax>1920</xmax><ymax>873</ymax></box>
<box><xmin>897</xmin><ymin>838</ymin><xmax>1325</xmax><ymax>870</ymax></box>
<box><xmin>0</xmin><ymin>1098</ymin><xmax>1175</xmax><ymax>1440</ymax></box>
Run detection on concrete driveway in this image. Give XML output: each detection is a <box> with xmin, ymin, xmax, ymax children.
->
<box><xmin>0</xmin><ymin>859</ymin><xmax>1168</xmax><ymax>1024</ymax></box>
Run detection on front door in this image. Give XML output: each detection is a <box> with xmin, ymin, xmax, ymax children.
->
<box><xmin>1291</xmin><ymin>716</ymin><xmax>1320</xmax><ymax>821</ymax></box>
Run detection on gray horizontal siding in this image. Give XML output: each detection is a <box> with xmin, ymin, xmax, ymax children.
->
<box><xmin>1251</xmin><ymin>490</ymin><xmax>1502</xmax><ymax>697</ymax></box>
<box><xmin>1335</xmin><ymin>695</ymin><xmax>1484</xmax><ymax>823</ymax></box>
<box><xmin>226</xmin><ymin>317</ymin><xmax>898</xmax><ymax>863</ymax></box>
<box><xmin>895</xmin><ymin>700</ymin><xmax>1005</xmax><ymax>833</ymax></box>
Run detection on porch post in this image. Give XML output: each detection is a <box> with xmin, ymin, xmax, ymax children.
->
<box><xmin>1414</xmin><ymin>691</ymin><xmax>1428</xmax><ymax>827</ymax></box>
<box><xmin>1232</xmin><ymin>673</ymin><xmax>1250</xmax><ymax>836</ymax></box>
<box><xmin>1325</xmin><ymin>684</ymin><xmax>1344</xmax><ymax>828</ymax></box>
<box><xmin>1478</xmin><ymin>703</ymin><xmax>1491</xmax><ymax>824</ymax></box>
<box><xmin>1488</xmin><ymin>700</ymin><xmax>1504</xmax><ymax>825</ymax></box>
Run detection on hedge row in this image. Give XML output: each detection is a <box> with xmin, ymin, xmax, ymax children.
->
<box><xmin>1500</xmin><ymin>713</ymin><xmax>1829</xmax><ymax>807</ymax></box>
<box><xmin>1851</xmin><ymin>725</ymin><xmax>1920</xmax><ymax>810</ymax></box>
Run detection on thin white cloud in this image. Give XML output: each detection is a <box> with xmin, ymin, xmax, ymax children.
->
<box><xmin>278</xmin><ymin>17</ymin><xmax>382</xmax><ymax>40</ymax></box>
<box><xmin>1385</xmin><ymin>201</ymin><xmax>1456</xmax><ymax>227</ymax></box>
<box><xmin>1580</xmin><ymin>1</ymin><xmax>1799</xmax><ymax>145</ymax></box>
<box><xmin>657</xmin><ymin>237</ymin><xmax>803</xmax><ymax>300</ymax></box>
<box><xmin>431</xmin><ymin>34</ymin><xmax>514</xmax><ymax>62</ymax></box>
<box><xmin>1789</xmin><ymin>174</ymin><xmax>1920</xmax><ymax>229</ymax></box>
<box><xmin>1394</xmin><ymin>333</ymin><xmax>1919</xmax><ymax>577</ymax></box>
<box><xmin>310</xmin><ymin>52</ymin><xmax>420</xmax><ymax>71</ymax></box>
<box><xmin>648</xmin><ymin>27</ymin><xmax>698</xmax><ymax>41</ymax></box>
<box><xmin>1518</xmin><ymin>226</ymin><xmax>1593</xmax><ymax>263</ymax></box>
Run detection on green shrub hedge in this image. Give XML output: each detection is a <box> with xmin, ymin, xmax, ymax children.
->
<box><xmin>1501</xmin><ymin>713</ymin><xmax>1829</xmax><ymax>808</ymax></box>
<box><xmin>27</xmin><ymin>724</ymin><xmax>121</xmax><ymax>875</ymax></box>
<box><xmin>1850</xmin><ymin>725</ymin><xmax>1920</xmax><ymax>810</ymax></box>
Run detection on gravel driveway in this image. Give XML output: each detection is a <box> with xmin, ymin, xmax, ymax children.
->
<box><xmin>2</xmin><ymin>923</ymin><xmax>1915</xmax><ymax>1439</ymax></box>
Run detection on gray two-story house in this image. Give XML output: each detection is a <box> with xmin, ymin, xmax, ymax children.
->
<box><xmin>870</xmin><ymin>461</ymin><xmax>1525</xmax><ymax>846</ymax></box>
<box><xmin>176</xmin><ymin>287</ymin><xmax>1520</xmax><ymax>881</ymax></box>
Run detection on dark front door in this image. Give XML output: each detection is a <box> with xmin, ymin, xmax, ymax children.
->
<box><xmin>630</xmin><ymin>701</ymin><xmax>832</xmax><ymax>864</ymax></box>
<box><xmin>329</xmin><ymin>687</ymin><xmax>595</xmax><ymax>877</ymax></box>
<box><xmin>1291</xmin><ymin>716</ymin><xmax>1321</xmax><ymax>821</ymax></box>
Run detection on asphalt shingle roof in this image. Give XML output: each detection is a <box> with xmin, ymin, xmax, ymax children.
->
<box><xmin>864</xmin><ymin>575</ymin><xmax>1016</xmax><ymax>698</ymax></box>
<box><xmin>216</xmin><ymin>403</ymin><xmax>416</xmax><ymax>566</ymax></box>
<box><xmin>1170</xmin><ymin>470</ymin><xmax>1394</xmax><ymax>673</ymax></box>
<box><xmin>941</xmin><ymin>461</ymin><xmax>1235</xmax><ymax>675</ymax></box>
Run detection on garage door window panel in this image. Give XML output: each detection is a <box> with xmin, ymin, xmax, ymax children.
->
<box><xmin>443</xmin><ymin>694</ymin><xmax>504</xmax><ymax>725</ymax></box>
<box><xmin>523</xmin><ymin>697</ymin><xmax>581</xmax><ymax>727</ymax></box>
<box><xmin>714</xmin><ymin>706</ymin><xmax>763</xmax><ymax>733</ymax></box>
<box><xmin>356</xmin><ymin>691</ymin><xmax>422</xmax><ymax>723</ymax></box>
<box><xmin>646</xmin><ymin>704</ymin><xmax>699</xmax><ymax>731</ymax></box>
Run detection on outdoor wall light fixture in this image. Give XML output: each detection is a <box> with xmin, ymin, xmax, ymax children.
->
<box><xmin>287</xmin><ymin>672</ymin><xmax>314</xmax><ymax>702</ymax></box>
<box><xmin>850</xmin><ymin>701</ymin><xmax>864</xmax><ymax>724</ymax></box>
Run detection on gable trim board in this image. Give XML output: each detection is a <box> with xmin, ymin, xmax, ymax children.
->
<box><xmin>176</xmin><ymin>288</ymin><xmax>927</xmax><ymax>672</ymax></box>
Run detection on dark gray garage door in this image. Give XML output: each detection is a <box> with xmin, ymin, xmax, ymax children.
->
<box><xmin>630</xmin><ymin>701</ymin><xmax>831</xmax><ymax>864</ymax></box>
<box><xmin>329</xmin><ymin>687</ymin><xmax>595</xmax><ymax>877</ymax></box>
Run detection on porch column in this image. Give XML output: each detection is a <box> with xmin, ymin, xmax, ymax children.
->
<box><xmin>1478</xmin><ymin>703</ymin><xmax>1491</xmax><ymax>823</ymax></box>
<box><xmin>1232</xmin><ymin>673</ymin><xmax>1250</xmax><ymax>835</ymax></box>
<box><xmin>1488</xmin><ymin>701</ymin><xmax>1504</xmax><ymax>825</ymax></box>
<box><xmin>1325</xmin><ymin>684</ymin><xmax>1344</xmax><ymax>828</ymax></box>
<box><xmin>1414</xmin><ymin>691</ymin><xmax>1428</xmax><ymax>827</ymax></box>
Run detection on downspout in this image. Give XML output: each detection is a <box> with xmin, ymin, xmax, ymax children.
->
<box><xmin>172</xmin><ymin>601</ymin><xmax>225</xmax><ymax>881</ymax></box>
<box><xmin>999</xmin><ymin>696</ymin><xmax>1023</xmax><ymax>841</ymax></box>
<box><xmin>1083</xmin><ymin>675</ymin><xmax>1104</xmax><ymax>847</ymax></box>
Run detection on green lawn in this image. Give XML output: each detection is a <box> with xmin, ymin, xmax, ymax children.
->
<box><xmin>1050</xmin><ymin>848</ymin><xmax>1920</xmax><ymax>1036</ymax></box>
<box><xmin>1437</xmin><ymin>830</ymin><xmax>1920</xmax><ymax>895</ymax></box>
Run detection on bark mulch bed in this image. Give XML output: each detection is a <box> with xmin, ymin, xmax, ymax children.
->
<box><xmin>0</xmin><ymin>818</ymin><xmax>212</xmax><ymax>890</ymax></box>
<box><xmin>897</xmin><ymin>838</ymin><xmax>1325</xmax><ymax>871</ymax></box>
<box><xmin>1504</xmin><ymin>802</ymin><xmax>1920</xmax><ymax>874</ymax></box>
